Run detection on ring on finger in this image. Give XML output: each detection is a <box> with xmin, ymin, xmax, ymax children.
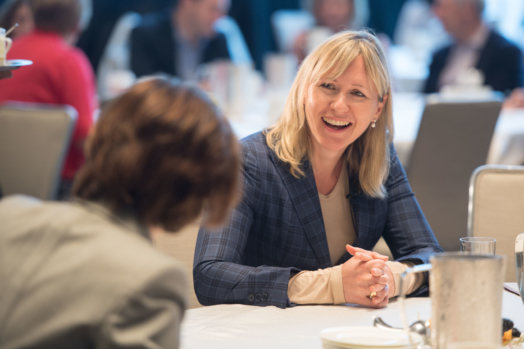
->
<box><xmin>369</xmin><ymin>291</ymin><xmax>376</xmax><ymax>299</ymax></box>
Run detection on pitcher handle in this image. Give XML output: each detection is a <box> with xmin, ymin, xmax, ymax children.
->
<box><xmin>398</xmin><ymin>263</ymin><xmax>432</xmax><ymax>346</ymax></box>
<box><xmin>515</xmin><ymin>233</ymin><xmax>524</xmax><ymax>290</ymax></box>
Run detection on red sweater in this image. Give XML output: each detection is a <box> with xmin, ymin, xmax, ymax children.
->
<box><xmin>0</xmin><ymin>30</ymin><xmax>97</xmax><ymax>180</ymax></box>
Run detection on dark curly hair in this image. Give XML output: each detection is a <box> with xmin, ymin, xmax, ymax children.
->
<box><xmin>73</xmin><ymin>78</ymin><xmax>240</xmax><ymax>232</ymax></box>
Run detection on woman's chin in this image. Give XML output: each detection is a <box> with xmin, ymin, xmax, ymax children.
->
<box><xmin>316</xmin><ymin>139</ymin><xmax>351</xmax><ymax>154</ymax></box>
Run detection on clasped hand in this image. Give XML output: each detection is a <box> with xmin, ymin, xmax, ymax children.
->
<box><xmin>342</xmin><ymin>245</ymin><xmax>395</xmax><ymax>308</ymax></box>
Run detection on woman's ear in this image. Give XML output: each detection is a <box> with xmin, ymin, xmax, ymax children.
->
<box><xmin>373</xmin><ymin>94</ymin><xmax>388</xmax><ymax>120</ymax></box>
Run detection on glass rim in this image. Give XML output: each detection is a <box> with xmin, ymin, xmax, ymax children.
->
<box><xmin>459</xmin><ymin>237</ymin><xmax>496</xmax><ymax>243</ymax></box>
<box><xmin>431</xmin><ymin>252</ymin><xmax>504</xmax><ymax>260</ymax></box>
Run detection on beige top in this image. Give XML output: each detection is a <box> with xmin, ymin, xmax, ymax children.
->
<box><xmin>288</xmin><ymin>166</ymin><xmax>425</xmax><ymax>304</ymax></box>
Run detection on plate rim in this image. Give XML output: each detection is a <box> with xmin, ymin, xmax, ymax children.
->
<box><xmin>320</xmin><ymin>326</ymin><xmax>423</xmax><ymax>348</ymax></box>
<box><xmin>0</xmin><ymin>59</ymin><xmax>33</xmax><ymax>71</ymax></box>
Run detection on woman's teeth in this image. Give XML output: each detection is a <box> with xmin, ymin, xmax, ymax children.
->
<box><xmin>322</xmin><ymin>117</ymin><xmax>351</xmax><ymax>128</ymax></box>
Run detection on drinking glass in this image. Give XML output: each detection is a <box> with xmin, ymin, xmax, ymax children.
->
<box><xmin>460</xmin><ymin>237</ymin><xmax>496</xmax><ymax>254</ymax></box>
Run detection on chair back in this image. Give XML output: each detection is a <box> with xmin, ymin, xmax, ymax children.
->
<box><xmin>0</xmin><ymin>103</ymin><xmax>77</xmax><ymax>200</ymax></box>
<box><xmin>468</xmin><ymin>165</ymin><xmax>524</xmax><ymax>282</ymax></box>
<box><xmin>406</xmin><ymin>96</ymin><xmax>502</xmax><ymax>251</ymax></box>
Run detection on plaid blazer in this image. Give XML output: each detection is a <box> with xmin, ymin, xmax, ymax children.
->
<box><xmin>194</xmin><ymin>132</ymin><xmax>443</xmax><ymax>309</ymax></box>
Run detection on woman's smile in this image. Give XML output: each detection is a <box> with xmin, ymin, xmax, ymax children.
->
<box><xmin>321</xmin><ymin>117</ymin><xmax>353</xmax><ymax>131</ymax></box>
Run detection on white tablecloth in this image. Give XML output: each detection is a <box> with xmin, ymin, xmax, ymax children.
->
<box><xmin>229</xmin><ymin>93</ymin><xmax>524</xmax><ymax>167</ymax></box>
<box><xmin>180</xmin><ymin>285</ymin><xmax>524</xmax><ymax>349</ymax></box>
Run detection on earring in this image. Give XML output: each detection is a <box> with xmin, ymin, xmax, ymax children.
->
<box><xmin>371</xmin><ymin>120</ymin><xmax>376</xmax><ymax>128</ymax></box>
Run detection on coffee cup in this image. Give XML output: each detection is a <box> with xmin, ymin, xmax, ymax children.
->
<box><xmin>0</xmin><ymin>28</ymin><xmax>13</xmax><ymax>65</ymax></box>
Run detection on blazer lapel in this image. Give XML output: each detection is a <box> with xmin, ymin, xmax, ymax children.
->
<box><xmin>349</xmin><ymin>192</ymin><xmax>374</xmax><ymax>249</ymax></box>
<box><xmin>269</xmin><ymin>152</ymin><xmax>332</xmax><ymax>268</ymax></box>
<box><xmin>475</xmin><ymin>30</ymin><xmax>494</xmax><ymax>76</ymax></box>
<box><xmin>156</xmin><ymin>16</ymin><xmax>176</xmax><ymax>76</ymax></box>
<box><xmin>337</xmin><ymin>163</ymin><xmax>376</xmax><ymax>265</ymax></box>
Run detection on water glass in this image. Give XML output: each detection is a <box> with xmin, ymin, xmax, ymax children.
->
<box><xmin>430</xmin><ymin>253</ymin><xmax>506</xmax><ymax>349</ymax></box>
<box><xmin>460</xmin><ymin>237</ymin><xmax>496</xmax><ymax>254</ymax></box>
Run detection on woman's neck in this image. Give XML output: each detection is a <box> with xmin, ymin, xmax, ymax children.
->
<box><xmin>311</xmin><ymin>147</ymin><xmax>346</xmax><ymax>195</ymax></box>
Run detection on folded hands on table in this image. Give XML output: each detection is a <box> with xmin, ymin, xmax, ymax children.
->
<box><xmin>342</xmin><ymin>245</ymin><xmax>395</xmax><ymax>308</ymax></box>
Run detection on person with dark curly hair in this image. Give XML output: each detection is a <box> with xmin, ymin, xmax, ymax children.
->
<box><xmin>0</xmin><ymin>78</ymin><xmax>240</xmax><ymax>349</ymax></box>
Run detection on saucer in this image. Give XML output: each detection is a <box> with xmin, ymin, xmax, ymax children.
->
<box><xmin>320</xmin><ymin>326</ymin><xmax>423</xmax><ymax>348</ymax></box>
<box><xmin>0</xmin><ymin>59</ymin><xmax>33</xmax><ymax>71</ymax></box>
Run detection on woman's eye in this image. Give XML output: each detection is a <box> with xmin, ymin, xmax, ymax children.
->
<box><xmin>352</xmin><ymin>90</ymin><xmax>366</xmax><ymax>98</ymax></box>
<box><xmin>320</xmin><ymin>83</ymin><xmax>335</xmax><ymax>90</ymax></box>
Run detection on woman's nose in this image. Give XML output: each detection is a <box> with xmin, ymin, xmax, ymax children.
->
<box><xmin>331</xmin><ymin>93</ymin><xmax>349</xmax><ymax>113</ymax></box>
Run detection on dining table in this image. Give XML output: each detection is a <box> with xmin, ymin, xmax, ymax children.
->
<box><xmin>227</xmin><ymin>92</ymin><xmax>524</xmax><ymax>168</ymax></box>
<box><xmin>180</xmin><ymin>283</ymin><xmax>524</xmax><ymax>349</ymax></box>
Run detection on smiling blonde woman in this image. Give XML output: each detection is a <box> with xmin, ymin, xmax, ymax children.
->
<box><xmin>194</xmin><ymin>30</ymin><xmax>443</xmax><ymax>309</ymax></box>
<box><xmin>267</xmin><ymin>30</ymin><xmax>392</xmax><ymax>198</ymax></box>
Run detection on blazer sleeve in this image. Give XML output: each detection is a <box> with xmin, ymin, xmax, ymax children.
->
<box><xmin>130</xmin><ymin>26</ymin><xmax>158</xmax><ymax>78</ymax></box>
<box><xmin>382</xmin><ymin>147</ymin><xmax>443</xmax><ymax>263</ymax></box>
<box><xmin>423</xmin><ymin>48</ymin><xmax>448</xmax><ymax>94</ymax></box>
<box><xmin>193</xmin><ymin>142</ymin><xmax>300</xmax><ymax>309</ymax></box>
<box><xmin>96</xmin><ymin>265</ymin><xmax>187</xmax><ymax>349</ymax></box>
<box><xmin>492</xmin><ymin>43</ymin><xmax>524</xmax><ymax>93</ymax></box>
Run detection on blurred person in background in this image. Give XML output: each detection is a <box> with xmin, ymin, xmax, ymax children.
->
<box><xmin>0</xmin><ymin>0</ymin><xmax>34</xmax><ymax>39</ymax></box>
<box><xmin>130</xmin><ymin>0</ymin><xmax>231</xmax><ymax>80</ymax></box>
<box><xmin>0</xmin><ymin>0</ymin><xmax>97</xmax><ymax>200</ymax></box>
<box><xmin>424</xmin><ymin>0</ymin><xmax>524</xmax><ymax>94</ymax></box>
<box><xmin>293</xmin><ymin>0</ymin><xmax>355</xmax><ymax>61</ymax></box>
<box><xmin>0</xmin><ymin>78</ymin><xmax>240</xmax><ymax>349</ymax></box>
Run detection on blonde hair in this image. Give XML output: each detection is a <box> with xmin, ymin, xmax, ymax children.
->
<box><xmin>265</xmin><ymin>30</ymin><xmax>393</xmax><ymax>199</ymax></box>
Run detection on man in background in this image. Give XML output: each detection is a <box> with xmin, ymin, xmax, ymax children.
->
<box><xmin>130</xmin><ymin>0</ymin><xmax>230</xmax><ymax>80</ymax></box>
<box><xmin>424</xmin><ymin>0</ymin><xmax>524</xmax><ymax>94</ymax></box>
<box><xmin>0</xmin><ymin>0</ymin><xmax>97</xmax><ymax>200</ymax></box>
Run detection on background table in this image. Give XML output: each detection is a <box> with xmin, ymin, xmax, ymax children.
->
<box><xmin>180</xmin><ymin>284</ymin><xmax>524</xmax><ymax>349</ymax></box>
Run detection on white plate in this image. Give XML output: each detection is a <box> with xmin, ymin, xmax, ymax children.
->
<box><xmin>0</xmin><ymin>59</ymin><xmax>33</xmax><ymax>71</ymax></box>
<box><xmin>320</xmin><ymin>326</ymin><xmax>423</xmax><ymax>348</ymax></box>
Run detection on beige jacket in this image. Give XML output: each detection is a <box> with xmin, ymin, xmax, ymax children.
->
<box><xmin>0</xmin><ymin>195</ymin><xmax>187</xmax><ymax>349</ymax></box>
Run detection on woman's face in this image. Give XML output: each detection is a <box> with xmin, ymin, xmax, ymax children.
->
<box><xmin>304</xmin><ymin>55</ymin><xmax>387</xmax><ymax>156</ymax></box>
